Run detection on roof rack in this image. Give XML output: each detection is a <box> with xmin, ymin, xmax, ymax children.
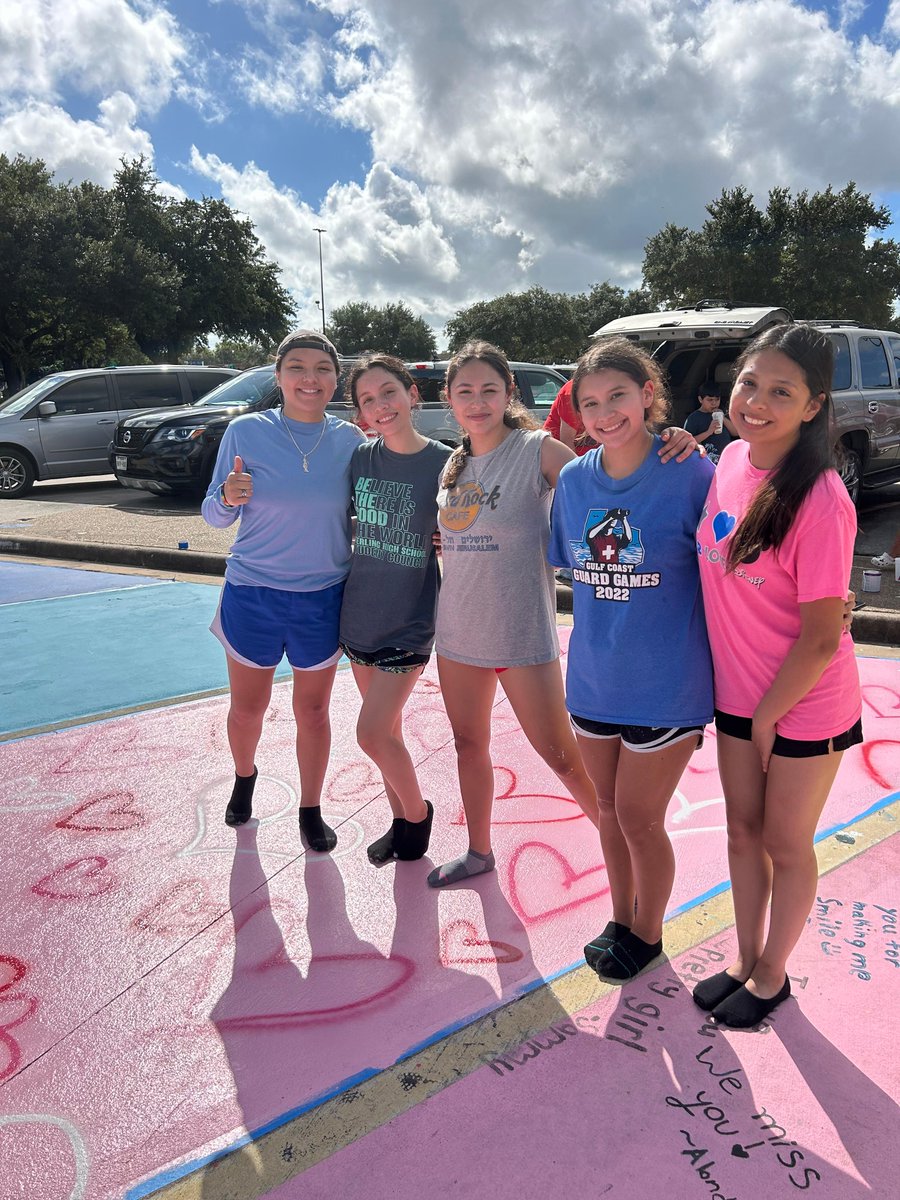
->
<box><xmin>693</xmin><ymin>299</ymin><xmax>769</xmax><ymax>311</ymax></box>
<box><xmin>804</xmin><ymin>319</ymin><xmax>861</xmax><ymax>328</ymax></box>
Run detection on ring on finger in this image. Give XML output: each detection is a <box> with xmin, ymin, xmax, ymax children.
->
<box><xmin>240</xmin><ymin>489</ymin><xmax>248</xmax><ymax>497</ymax></box>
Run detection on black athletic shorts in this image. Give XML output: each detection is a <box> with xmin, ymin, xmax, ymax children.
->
<box><xmin>714</xmin><ymin>710</ymin><xmax>863</xmax><ymax>758</ymax></box>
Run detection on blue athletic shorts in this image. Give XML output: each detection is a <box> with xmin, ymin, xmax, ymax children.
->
<box><xmin>211</xmin><ymin>580</ymin><xmax>344</xmax><ymax>670</ymax></box>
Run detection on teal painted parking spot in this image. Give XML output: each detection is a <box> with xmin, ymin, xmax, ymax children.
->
<box><xmin>2</xmin><ymin>582</ymin><xmax>293</xmax><ymax>736</ymax></box>
<box><xmin>0</xmin><ymin>561</ymin><xmax>170</xmax><ymax>604</ymax></box>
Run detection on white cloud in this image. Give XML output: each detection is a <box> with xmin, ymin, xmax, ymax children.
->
<box><xmin>0</xmin><ymin>94</ymin><xmax>154</xmax><ymax>185</ymax></box>
<box><xmin>189</xmin><ymin>146</ymin><xmax>460</xmax><ymax>328</ymax></box>
<box><xmin>885</xmin><ymin>0</ymin><xmax>900</xmax><ymax>38</ymax></box>
<box><xmin>235</xmin><ymin>38</ymin><xmax>328</xmax><ymax>113</ymax></box>
<box><xmin>0</xmin><ymin>0</ymin><xmax>188</xmax><ymax>112</ymax></box>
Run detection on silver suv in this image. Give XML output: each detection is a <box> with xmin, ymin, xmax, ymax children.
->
<box><xmin>594</xmin><ymin>304</ymin><xmax>900</xmax><ymax>504</ymax></box>
<box><xmin>0</xmin><ymin>365</ymin><xmax>238</xmax><ymax>497</ymax></box>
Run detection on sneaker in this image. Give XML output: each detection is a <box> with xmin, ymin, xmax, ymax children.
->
<box><xmin>871</xmin><ymin>553</ymin><xmax>896</xmax><ymax>569</ymax></box>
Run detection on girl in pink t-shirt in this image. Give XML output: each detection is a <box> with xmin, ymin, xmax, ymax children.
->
<box><xmin>695</xmin><ymin>323</ymin><xmax>862</xmax><ymax>1029</ymax></box>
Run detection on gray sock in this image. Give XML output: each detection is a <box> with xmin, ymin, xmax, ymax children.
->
<box><xmin>427</xmin><ymin>848</ymin><xmax>495</xmax><ymax>888</ymax></box>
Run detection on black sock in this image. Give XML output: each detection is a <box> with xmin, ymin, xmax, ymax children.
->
<box><xmin>594</xmin><ymin>931</ymin><xmax>663</xmax><ymax>981</ymax></box>
<box><xmin>584</xmin><ymin>921</ymin><xmax>630</xmax><ymax>970</ymax></box>
<box><xmin>298</xmin><ymin>805</ymin><xmax>337</xmax><ymax>853</ymax></box>
<box><xmin>225</xmin><ymin>767</ymin><xmax>257</xmax><ymax>826</ymax></box>
<box><xmin>396</xmin><ymin>800</ymin><xmax>433</xmax><ymax>861</ymax></box>
<box><xmin>368</xmin><ymin>818</ymin><xmax>406</xmax><ymax>866</ymax></box>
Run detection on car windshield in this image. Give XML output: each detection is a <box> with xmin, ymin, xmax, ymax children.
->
<box><xmin>191</xmin><ymin>366</ymin><xmax>276</xmax><ymax>408</ymax></box>
<box><xmin>0</xmin><ymin>374</ymin><xmax>67</xmax><ymax>415</ymax></box>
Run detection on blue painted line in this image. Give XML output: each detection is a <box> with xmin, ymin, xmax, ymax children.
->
<box><xmin>123</xmin><ymin>787</ymin><xmax>900</xmax><ymax>1199</ymax></box>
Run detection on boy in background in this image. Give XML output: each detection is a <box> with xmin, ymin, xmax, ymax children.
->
<box><xmin>684</xmin><ymin>382</ymin><xmax>736</xmax><ymax>465</ymax></box>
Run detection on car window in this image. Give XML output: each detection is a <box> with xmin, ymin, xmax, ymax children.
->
<box><xmin>0</xmin><ymin>374</ymin><xmax>67</xmax><ymax>415</ymax></box>
<box><xmin>49</xmin><ymin>377</ymin><xmax>112</xmax><ymax>415</ymax></box>
<box><xmin>859</xmin><ymin>336</ymin><xmax>891</xmax><ymax>388</ymax></box>
<box><xmin>408</xmin><ymin>372</ymin><xmax>445</xmax><ymax>406</ymax></box>
<box><xmin>185</xmin><ymin>370</ymin><xmax>235</xmax><ymax>401</ymax></box>
<box><xmin>522</xmin><ymin>370</ymin><xmax>563</xmax><ymax>408</ymax></box>
<box><xmin>116</xmin><ymin>373</ymin><xmax>185</xmax><ymax>410</ymax></box>
<box><xmin>889</xmin><ymin>338</ymin><xmax>900</xmax><ymax>384</ymax></box>
<box><xmin>193</xmin><ymin>367</ymin><xmax>276</xmax><ymax>407</ymax></box>
<box><xmin>828</xmin><ymin>334</ymin><xmax>852</xmax><ymax>391</ymax></box>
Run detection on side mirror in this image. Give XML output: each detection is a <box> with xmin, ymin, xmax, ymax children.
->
<box><xmin>37</xmin><ymin>400</ymin><xmax>58</xmax><ymax>417</ymax></box>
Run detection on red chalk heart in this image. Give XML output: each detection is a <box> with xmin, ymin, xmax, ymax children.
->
<box><xmin>132</xmin><ymin>879</ymin><xmax>219</xmax><ymax>936</ymax></box>
<box><xmin>508</xmin><ymin>842</ymin><xmax>610</xmax><ymax>925</ymax></box>
<box><xmin>31</xmin><ymin>856</ymin><xmax>115</xmax><ymax>899</ymax></box>
<box><xmin>451</xmin><ymin>766</ymin><xmax>583</xmax><ymax>827</ymax></box>
<box><xmin>56</xmin><ymin>792</ymin><xmax>144</xmax><ymax>832</ymax></box>
<box><xmin>440</xmin><ymin>919</ymin><xmax>523</xmax><ymax>966</ymax></box>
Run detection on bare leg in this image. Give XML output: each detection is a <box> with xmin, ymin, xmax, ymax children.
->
<box><xmin>716</xmin><ymin>731</ymin><xmax>770</xmax><ymax>982</ymax></box>
<box><xmin>226</xmin><ymin>656</ymin><xmax>276</xmax><ymax>775</ymax></box>
<box><xmin>352</xmin><ymin>662</ymin><xmax>427</xmax><ymax>821</ymax></box>
<box><xmin>750</xmin><ymin>750</ymin><xmax>844</xmax><ymax>998</ymax></box>
<box><xmin>498</xmin><ymin>660</ymin><xmax>600</xmax><ymax>826</ymax></box>
<box><xmin>614</xmin><ymin>737</ymin><xmax>697</xmax><ymax>944</ymax></box>
<box><xmin>291</xmin><ymin>663</ymin><xmax>338</xmax><ymax>808</ymax></box>
<box><xmin>436</xmin><ymin>656</ymin><xmax>498</xmax><ymax>855</ymax></box>
<box><xmin>575</xmin><ymin>734</ymin><xmax>632</xmax><ymax>926</ymax></box>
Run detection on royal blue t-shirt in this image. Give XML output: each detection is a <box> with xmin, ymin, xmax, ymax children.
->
<box><xmin>549</xmin><ymin>437</ymin><xmax>715</xmax><ymax>727</ymax></box>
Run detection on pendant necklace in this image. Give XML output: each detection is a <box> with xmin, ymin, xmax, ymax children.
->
<box><xmin>281</xmin><ymin>410</ymin><xmax>327</xmax><ymax>472</ymax></box>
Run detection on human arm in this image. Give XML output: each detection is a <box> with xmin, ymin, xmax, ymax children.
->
<box><xmin>200</xmin><ymin>427</ymin><xmax>245</xmax><ymax>527</ymax></box>
<box><xmin>751</xmin><ymin>596</ymin><xmax>845</xmax><ymax>771</ymax></box>
<box><xmin>540</xmin><ymin>433</ymin><xmax>577</xmax><ymax>487</ymax></box>
<box><xmin>557</xmin><ymin>420</ymin><xmax>578</xmax><ymax>450</ymax></box>
<box><xmin>542</xmin><ymin>396</ymin><xmax>563</xmax><ymax>439</ymax></box>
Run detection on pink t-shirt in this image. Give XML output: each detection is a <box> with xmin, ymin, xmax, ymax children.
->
<box><xmin>697</xmin><ymin>440</ymin><xmax>860</xmax><ymax>740</ymax></box>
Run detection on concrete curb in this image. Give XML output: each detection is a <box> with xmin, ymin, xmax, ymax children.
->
<box><xmin>0</xmin><ymin>534</ymin><xmax>225</xmax><ymax>577</ymax></box>
<box><xmin>2</xmin><ymin>532</ymin><xmax>897</xmax><ymax>646</ymax></box>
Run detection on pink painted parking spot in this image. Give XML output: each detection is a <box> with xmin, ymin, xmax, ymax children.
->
<box><xmin>292</xmin><ymin>836</ymin><xmax>900</xmax><ymax>1200</ymax></box>
<box><xmin>0</xmin><ymin>650</ymin><xmax>897</xmax><ymax>1199</ymax></box>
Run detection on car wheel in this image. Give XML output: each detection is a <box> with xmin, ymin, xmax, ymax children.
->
<box><xmin>839</xmin><ymin>447</ymin><xmax>862</xmax><ymax>507</ymax></box>
<box><xmin>0</xmin><ymin>449</ymin><xmax>36</xmax><ymax>498</ymax></box>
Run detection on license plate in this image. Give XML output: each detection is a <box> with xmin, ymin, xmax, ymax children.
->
<box><xmin>115</xmin><ymin>456</ymin><xmax>128</xmax><ymax>471</ymax></box>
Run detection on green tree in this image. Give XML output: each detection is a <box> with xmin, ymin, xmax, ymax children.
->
<box><xmin>188</xmin><ymin>336</ymin><xmax>275</xmax><ymax>369</ymax></box>
<box><xmin>445</xmin><ymin>286</ymin><xmax>581</xmax><ymax>359</ymax></box>
<box><xmin>445</xmin><ymin>283</ymin><xmax>652</xmax><ymax>359</ymax></box>
<box><xmin>0</xmin><ymin>154</ymin><xmax>296</xmax><ymax>393</ymax></box>
<box><xmin>642</xmin><ymin>184</ymin><xmax>900</xmax><ymax>327</ymax></box>
<box><xmin>327</xmin><ymin>301</ymin><xmax>437</xmax><ymax>358</ymax></box>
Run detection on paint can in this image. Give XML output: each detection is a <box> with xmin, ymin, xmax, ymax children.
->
<box><xmin>178</xmin><ymin>541</ymin><xmax>189</xmax><ymax>551</ymax></box>
<box><xmin>861</xmin><ymin>570</ymin><xmax>881</xmax><ymax>593</ymax></box>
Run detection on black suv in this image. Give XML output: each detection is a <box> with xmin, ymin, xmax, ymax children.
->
<box><xmin>110</xmin><ymin>360</ymin><xmax>567</xmax><ymax>496</ymax></box>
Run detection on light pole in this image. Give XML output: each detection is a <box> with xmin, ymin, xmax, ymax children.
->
<box><xmin>313</xmin><ymin>227</ymin><xmax>326</xmax><ymax>334</ymax></box>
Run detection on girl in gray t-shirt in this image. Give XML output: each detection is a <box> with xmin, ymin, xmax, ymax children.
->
<box><xmin>428</xmin><ymin>341</ymin><xmax>601</xmax><ymax>887</ymax></box>
<box><xmin>339</xmin><ymin>355</ymin><xmax>451</xmax><ymax>867</ymax></box>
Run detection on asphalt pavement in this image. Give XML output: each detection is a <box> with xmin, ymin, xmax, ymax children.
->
<box><xmin>1</xmin><ymin>473</ymin><xmax>898</xmax><ymax>644</ymax></box>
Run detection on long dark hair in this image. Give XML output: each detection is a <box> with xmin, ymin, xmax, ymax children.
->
<box><xmin>344</xmin><ymin>353</ymin><xmax>417</xmax><ymax>411</ymax></box>
<box><xmin>441</xmin><ymin>340</ymin><xmax>538</xmax><ymax>489</ymax></box>
<box><xmin>727</xmin><ymin>323</ymin><xmax>835</xmax><ymax>571</ymax></box>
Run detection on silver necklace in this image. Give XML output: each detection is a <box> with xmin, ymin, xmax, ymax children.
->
<box><xmin>281</xmin><ymin>410</ymin><xmax>327</xmax><ymax>472</ymax></box>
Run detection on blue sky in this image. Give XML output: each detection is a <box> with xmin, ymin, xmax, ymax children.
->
<box><xmin>1</xmin><ymin>0</ymin><xmax>898</xmax><ymax>337</ymax></box>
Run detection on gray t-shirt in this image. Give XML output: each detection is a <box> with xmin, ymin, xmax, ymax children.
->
<box><xmin>340</xmin><ymin>438</ymin><xmax>451</xmax><ymax>654</ymax></box>
<box><xmin>435</xmin><ymin>428</ymin><xmax>559</xmax><ymax>667</ymax></box>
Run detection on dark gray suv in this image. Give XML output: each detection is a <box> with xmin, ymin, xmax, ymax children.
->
<box><xmin>0</xmin><ymin>365</ymin><xmax>237</xmax><ymax>497</ymax></box>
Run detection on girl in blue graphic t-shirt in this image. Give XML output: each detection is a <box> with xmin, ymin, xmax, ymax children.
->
<box><xmin>549</xmin><ymin>337</ymin><xmax>715</xmax><ymax>982</ymax></box>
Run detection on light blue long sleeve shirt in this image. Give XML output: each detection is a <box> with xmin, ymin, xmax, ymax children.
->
<box><xmin>202</xmin><ymin>409</ymin><xmax>364</xmax><ymax>591</ymax></box>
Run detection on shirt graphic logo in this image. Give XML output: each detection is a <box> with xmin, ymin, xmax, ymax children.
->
<box><xmin>568</xmin><ymin>507</ymin><xmax>659</xmax><ymax>603</ymax></box>
<box><xmin>439</xmin><ymin>479</ymin><xmax>501</xmax><ymax>533</ymax></box>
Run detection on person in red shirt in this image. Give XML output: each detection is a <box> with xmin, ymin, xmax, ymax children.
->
<box><xmin>542</xmin><ymin>380</ymin><xmax>598</xmax><ymax>456</ymax></box>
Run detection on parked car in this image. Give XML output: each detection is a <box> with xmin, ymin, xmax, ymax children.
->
<box><xmin>593</xmin><ymin>303</ymin><xmax>900</xmax><ymax>504</ymax></box>
<box><xmin>110</xmin><ymin>360</ymin><xmax>568</xmax><ymax>496</ymax></box>
<box><xmin>0</xmin><ymin>365</ymin><xmax>238</xmax><ymax>497</ymax></box>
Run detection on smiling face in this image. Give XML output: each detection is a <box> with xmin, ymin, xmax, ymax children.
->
<box><xmin>276</xmin><ymin>347</ymin><xmax>338</xmax><ymax>421</ymax></box>
<box><xmin>729</xmin><ymin>348</ymin><xmax>823</xmax><ymax>467</ymax></box>
<box><xmin>576</xmin><ymin>368</ymin><xmax>654</xmax><ymax>453</ymax></box>
<box><xmin>354</xmin><ymin>366</ymin><xmax>419</xmax><ymax>439</ymax></box>
<box><xmin>446</xmin><ymin>359</ymin><xmax>513</xmax><ymax>444</ymax></box>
